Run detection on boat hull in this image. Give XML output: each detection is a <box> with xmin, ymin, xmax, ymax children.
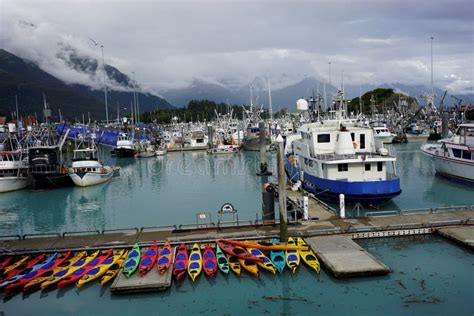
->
<box><xmin>421</xmin><ymin>146</ymin><xmax>474</xmax><ymax>183</ymax></box>
<box><xmin>285</xmin><ymin>160</ymin><xmax>401</xmax><ymax>204</ymax></box>
<box><xmin>114</xmin><ymin>148</ymin><xmax>137</xmax><ymax>158</ymax></box>
<box><xmin>242</xmin><ymin>136</ymin><xmax>270</xmax><ymax>151</ymax></box>
<box><xmin>0</xmin><ymin>177</ymin><xmax>28</xmax><ymax>193</ymax></box>
<box><xmin>69</xmin><ymin>168</ymin><xmax>113</xmax><ymax>187</ymax></box>
<box><xmin>29</xmin><ymin>172</ymin><xmax>73</xmax><ymax>190</ymax></box>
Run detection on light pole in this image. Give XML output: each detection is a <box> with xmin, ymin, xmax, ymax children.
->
<box><xmin>430</xmin><ymin>36</ymin><xmax>434</xmax><ymax>96</ymax></box>
<box><xmin>100</xmin><ymin>44</ymin><xmax>109</xmax><ymax>125</ymax></box>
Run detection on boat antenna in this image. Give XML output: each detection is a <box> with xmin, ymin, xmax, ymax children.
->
<box><xmin>267</xmin><ymin>72</ymin><xmax>273</xmax><ymax>120</ymax></box>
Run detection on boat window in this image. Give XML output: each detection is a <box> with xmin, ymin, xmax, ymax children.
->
<box><xmin>317</xmin><ymin>134</ymin><xmax>330</xmax><ymax>143</ymax></box>
<box><xmin>452</xmin><ymin>149</ymin><xmax>461</xmax><ymax>158</ymax></box>
<box><xmin>365</xmin><ymin>164</ymin><xmax>371</xmax><ymax>171</ymax></box>
<box><xmin>308</xmin><ymin>160</ymin><xmax>314</xmax><ymax>168</ymax></box>
<box><xmin>321</xmin><ymin>163</ymin><xmax>324</xmax><ymax>170</ymax></box>
<box><xmin>337</xmin><ymin>164</ymin><xmax>348</xmax><ymax>172</ymax></box>
<box><xmin>462</xmin><ymin>150</ymin><xmax>471</xmax><ymax>160</ymax></box>
<box><xmin>377</xmin><ymin>162</ymin><xmax>383</xmax><ymax>171</ymax></box>
<box><xmin>360</xmin><ymin>134</ymin><xmax>366</xmax><ymax>149</ymax></box>
<box><xmin>350</xmin><ymin>133</ymin><xmax>355</xmax><ymax>141</ymax></box>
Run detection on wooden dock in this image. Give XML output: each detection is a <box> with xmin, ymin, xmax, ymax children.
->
<box><xmin>435</xmin><ymin>226</ymin><xmax>474</xmax><ymax>249</ymax></box>
<box><xmin>305</xmin><ymin>235</ymin><xmax>390</xmax><ymax>278</ymax></box>
<box><xmin>110</xmin><ymin>247</ymin><xmax>175</xmax><ymax>294</ymax></box>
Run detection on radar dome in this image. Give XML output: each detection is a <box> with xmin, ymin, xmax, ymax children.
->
<box><xmin>296</xmin><ymin>98</ymin><xmax>308</xmax><ymax>111</ymax></box>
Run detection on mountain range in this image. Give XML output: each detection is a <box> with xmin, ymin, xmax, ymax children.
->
<box><xmin>0</xmin><ymin>48</ymin><xmax>172</xmax><ymax>120</ymax></box>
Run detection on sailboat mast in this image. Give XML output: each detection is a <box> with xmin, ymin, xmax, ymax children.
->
<box><xmin>267</xmin><ymin>73</ymin><xmax>273</xmax><ymax>120</ymax></box>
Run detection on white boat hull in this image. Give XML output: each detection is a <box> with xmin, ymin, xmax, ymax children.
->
<box><xmin>375</xmin><ymin>135</ymin><xmax>394</xmax><ymax>144</ymax></box>
<box><xmin>0</xmin><ymin>177</ymin><xmax>28</xmax><ymax>193</ymax></box>
<box><xmin>69</xmin><ymin>167</ymin><xmax>113</xmax><ymax>187</ymax></box>
<box><xmin>421</xmin><ymin>145</ymin><xmax>474</xmax><ymax>183</ymax></box>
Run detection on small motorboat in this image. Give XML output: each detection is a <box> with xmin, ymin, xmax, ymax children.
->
<box><xmin>139</xmin><ymin>242</ymin><xmax>158</xmax><ymax>277</ymax></box>
<box><xmin>187</xmin><ymin>243</ymin><xmax>202</xmax><ymax>282</ymax></box>
<box><xmin>173</xmin><ymin>243</ymin><xmax>188</xmax><ymax>282</ymax></box>
<box><xmin>157</xmin><ymin>241</ymin><xmax>172</xmax><ymax>274</ymax></box>
<box><xmin>123</xmin><ymin>243</ymin><xmax>141</xmax><ymax>278</ymax></box>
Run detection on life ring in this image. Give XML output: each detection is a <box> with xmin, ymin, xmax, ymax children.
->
<box><xmin>353</xmin><ymin>142</ymin><xmax>359</xmax><ymax>149</ymax></box>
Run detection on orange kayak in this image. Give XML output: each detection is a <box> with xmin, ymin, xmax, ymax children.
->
<box><xmin>221</xmin><ymin>239</ymin><xmax>303</xmax><ymax>251</ymax></box>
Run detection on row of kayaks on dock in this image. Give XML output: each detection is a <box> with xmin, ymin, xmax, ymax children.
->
<box><xmin>0</xmin><ymin>237</ymin><xmax>320</xmax><ymax>295</ymax></box>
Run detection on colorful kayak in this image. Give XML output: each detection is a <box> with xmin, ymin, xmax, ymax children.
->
<box><xmin>139</xmin><ymin>242</ymin><xmax>158</xmax><ymax>277</ymax></box>
<box><xmin>202</xmin><ymin>244</ymin><xmax>217</xmax><ymax>278</ymax></box>
<box><xmin>0</xmin><ymin>257</ymin><xmax>13</xmax><ymax>270</ymax></box>
<box><xmin>41</xmin><ymin>250</ymin><xmax>99</xmax><ymax>290</ymax></box>
<box><xmin>0</xmin><ymin>253</ymin><xmax>57</xmax><ymax>290</ymax></box>
<box><xmin>4</xmin><ymin>252</ymin><xmax>71</xmax><ymax>293</ymax></box>
<box><xmin>172</xmin><ymin>243</ymin><xmax>188</xmax><ymax>282</ymax></box>
<box><xmin>270</xmin><ymin>239</ymin><xmax>286</xmax><ymax>274</ymax></box>
<box><xmin>1</xmin><ymin>256</ymin><xmax>29</xmax><ymax>275</ymax></box>
<box><xmin>215</xmin><ymin>240</ymin><xmax>262</xmax><ymax>263</ymax></box>
<box><xmin>238</xmin><ymin>258</ymin><xmax>259</xmax><ymax>278</ymax></box>
<box><xmin>123</xmin><ymin>243</ymin><xmax>141</xmax><ymax>278</ymax></box>
<box><xmin>227</xmin><ymin>254</ymin><xmax>241</xmax><ymax>276</ymax></box>
<box><xmin>222</xmin><ymin>239</ymin><xmax>303</xmax><ymax>251</ymax></box>
<box><xmin>296</xmin><ymin>237</ymin><xmax>320</xmax><ymax>273</ymax></box>
<box><xmin>248</xmin><ymin>248</ymin><xmax>276</xmax><ymax>274</ymax></box>
<box><xmin>24</xmin><ymin>251</ymin><xmax>86</xmax><ymax>292</ymax></box>
<box><xmin>215</xmin><ymin>245</ymin><xmax>229</xmax><ymax>274</ymax></box>
<box><xmin>99</xmin><ymin>251</ymin><xmax>128</xmax><ymax>286</ymax></box>
<box><xmin>57</xmin><ymin>249</ymin><xmax>112</xmax><ymax>289</ymax></box>
<box><xmin>0</xmin><ymin>254</ymin><xmax>45</xmax><ymax>283</ymax></box>
<box><xmin>77</xmin><ymin>249</ymin><xmax>125</xmax><ymax>288</ymax></box>
<box><xmin>187</xmin><ymin>243</ymin><xmax>202</xmax><ymax>282</ymax></box>
<box><xmin>285</xmin><ymin>237</ymin><xmax>300</xmax><ymax>273</ymax></box>
<box><xmin>157</xmin><ymin>241</ymin><xmax>172</xmax><ymax>275</ymax></box>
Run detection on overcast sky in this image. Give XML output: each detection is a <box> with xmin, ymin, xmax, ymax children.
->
<box><xmin>1</xmin><ymin>0</ymin><xmax>473</xmax><ymax>93</ymax></box>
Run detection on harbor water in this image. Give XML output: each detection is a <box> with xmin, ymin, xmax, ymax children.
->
<box><xmin>0</xmin><ymin>142</ymin><xmax>473</xmax><ymax>235</ymax></box>
<box><xmin>2</xmin><ymin>235</ymin><xmax>472</xmax><ymax>315</ymax></box>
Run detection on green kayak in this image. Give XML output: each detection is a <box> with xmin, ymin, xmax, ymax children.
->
<box><xmin>122</xmin><ymin>243</ymin><xmax>141</xmax><ymax>278</ymax></box>
<box><xmin>215</xmin><ymin>245</ymin><xmax>229</xmax><ymax>274</ymax></box>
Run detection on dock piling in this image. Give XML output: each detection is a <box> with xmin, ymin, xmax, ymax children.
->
<box><xmin>276</xmin><ymin>134</ymin><xmax>288</xmax><ymax>241</ymax></box>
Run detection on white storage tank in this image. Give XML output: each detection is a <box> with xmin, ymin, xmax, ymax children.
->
<box><xmin>296</xmin><ymin>98</ymin><xmax>309</xmax><ymax>111</ymax></box>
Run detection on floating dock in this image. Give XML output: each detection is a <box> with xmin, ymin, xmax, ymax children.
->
<box><xmin>111</xmin><ymin>247</ymin><xmax>175</xmax><ymax>293</ymax></box>
<box><xmin>435</xmin><ymin>226</ymin><xmax>474</xmax><ymax>249</ymax></box>
<box><xmin>305</xmin><ymin>235</ymin><xmax>390</xmax><ymax>278</ymax></box>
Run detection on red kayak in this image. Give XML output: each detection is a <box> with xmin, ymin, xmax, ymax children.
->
<box><xmin>139</xmin><ymin>241</ymin><xmax>158</xmax><ymax>277</ymax></box>
<box><xmin>157</xmin><ymin>241</ymin><xmax>172</xmax><ymax>274</ymax></box>
<box><xmin>202</xmin><ymin>244</ymin><xmax>217</xmax><ymax>278</ymax></box>
<box><xmin>57</xmin><ymin>249</ymin><xmax>112</xmax><ymax>289</ymax></box>
<box><xmin>172</xmin><ymin>243</ymin><xmax>188</xmax><ymax>281</ymax></box>
<box><xmin>215</xmin><ymin>240</ymin><xmax>263</xmax><ymax>263</ymax></box>
<box><xmin>4</xmin><ymin>252</ymin><xmax>71</xmax><ymax>293</ymax></box>
<box><xmin>0</xmin><ymin>257</ymin><xmax>13</xmax><ymax>270</ymax></box>
<box><xmin>0</xmin><ymin>254</ymin><xmax>46</xmax><ymax>283</ymax></box>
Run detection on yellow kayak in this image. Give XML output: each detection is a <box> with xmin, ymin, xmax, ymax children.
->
<box><xmin>100</xmin><ymin>251</ymin><xmax>128</xmax><ymax>286</ymax></box>
<box><xmin>226</xmin><ymin>254</ymin><xmax>241</xmax><ymax>277</ymax></box>
<box><xmin>285</xmin><ymin>237</ymin><xmax>300</xmax><ymax>273</ymax></box>
<box><xmin>41</xmin><ymin>250</ymin><xmax>99</xmax><ymax>289</ymax></box>
<box><xmin>247</xmin><ymin>248</ymin><xmax>276</xmax><ymax>274</ymax></box>
<box><xmin>187</xmin><ymin>243</ymin><xmax>202</xmax><ymax>282</ymax></box>
<box><xmin>296</xmin><ymin>237</ymin><xmax>320</xmax><ymax>273</ymax></box>
<box><xmin>3</xmin><ymin>256</ymin><xmax>29</xmax><ymax>274</ymax></box>
<box><xmin>24</xmin><ymin>251</ymin><xmax>87</xmax><ymax>292</ymax></box>
<box><xmin>76</xmin><ymin>250</ymin><xmax>126</xmax><ymax>288</ymax></box>
<box><xmin>238</xmin><ymin>258</ymin><xmax>259</xmax><ymax>278</ymax></box>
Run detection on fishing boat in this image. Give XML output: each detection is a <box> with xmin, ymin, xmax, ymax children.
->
<box><xmin>202</xmin><ymin>244</ymin><xmax>217</xmax><ymax>278</ymax></box>
<box><xmin>227</xmin><ymin>255</ymin><xmax>241</xmax><ymax>276</ymax></box>
<box><xmin>207</xmin><ymin>144</ymin><xmax>239</xmax><ymax>155</ymax></box>
<box><xmin>135</xmin><ymin>141</ymin><xmax>156</xmax><ymax>158</ymax></box>
<box><xmin>68</xmin><ymin>142</ymin><xmax>113</xmax><ymax>187</ymax></box>
<box><xmin>57</xmin><ymin>249</ymin><xmax>112</xmax><ymax>288</ymax></box>
<box><xmin>270</xmin><ymin>239</ymin><xmax>285</xmax><ymax>274</ymax></box>
<box><xmin>139</xmin><ymin>242</ymin><xmax>158</xmax><ymax>277</ymax></box>
<box><xmin>421</xmin><ymin>123</ymin><xmax>474</xmax><ymax>183</ymax></box>
<box><xmin>187</xmin><ymin>243</ymin><xmax>202</xmax><ymax>282</ymax></box>
<box><xmin>238</xmin><ymin>258</ymin><xmax>259</xmax><ymax>278</ymax></box>
<box><xmin>215</xmin><ymin>240</ymin><xmax>262</xmax><ymax>263</ymax></box>
<box><xmin>296</xmin><ymin>237</ymin><xmax>320</xmax><ymax>273</ymax></box>
<box><xmin>123</xmin><ymin>243</ymin><xmax>141</xmax><ymax>278</ymax></box>
<box><xmin>0</xmin><ymin>254</ymin><xmax>45</xmax><ymax>283</ymax></box>
<box><xmin>285</xmin><ymin>92</ymin><xmax>401</xmax><ymax>204</ymax></box>
<box><xmin>0</xmin><ymin>254</ymin><xmax>56</xmax><ymax>290</ymax></box>
<box><xmin>4</xmin><ymin>252</ymin><xmax>71</xmax><ymax>293</ymax></box>
<box><xmin>173</xmin><ymin>243</ymin><xmax>188</xmax><ymax>282</ymax></box>
<box><xmin>285</xmin><ymin>237</ymin><xmax>300</xmax><ymax>273</ymax></box>
<box><xmin>371</xmin><ymin>122</ymin><xmax>395</xmax><ymax>144</ymax></box>
<box><xmin>247</xmin><ymin>248</ymin><xmax>276</xmax><ymax>274</ymax></box>
<box><xmin>99</xmin><ymin>251</ymin><xmax>128</xmax><ymax>286</ymax></box>
<box><xmin>114</xmin><ymin>132</ymin><xmax>137</xmax><ymax>157</ymax></box>
<box><xmin>157</xmin><ymin>241</ymin><xmax>172</xmax><ymax>275</ymax></box>
<box><xmin>41</xmin><ymin>251</ymin><xmax>99</xmax><ymax>289</ymax></box>
<box><xmin>24</xmin><ymin>251</ymin><xmax>87</xmax><ymax>292</ymax></box>
<box><xmin>0</xmin><ymin>124</ymin><xmax>28</xmax><ymax>193</ymax></box>
<box><xmin>215</xmin><ymin>245</ymin><xmax>229</xmax><ymax>274</ymax></box>
<box><xmin>77</xmin><ymin>249</ymin><xmax>125</xmax><ymax>288</ymax></box>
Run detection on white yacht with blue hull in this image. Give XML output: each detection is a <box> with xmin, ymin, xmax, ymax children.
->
<box><xmin>284</xmin><ymin>119</ymin><xmax>401</xmax><ymax>205</ymax></box>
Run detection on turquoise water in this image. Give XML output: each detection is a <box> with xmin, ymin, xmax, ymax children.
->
<box><xmin>2</xmin><ymin>235</ymin><xmax>472</xmax><ymax>315</ymax></box>
<box><xmin>0</xmin><ymin>142</ymin><xmax>472</xmax><ymax>235</ymax></box>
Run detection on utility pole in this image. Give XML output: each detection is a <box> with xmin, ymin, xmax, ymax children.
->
<box><xmin>100</xmin><ymin>45</ymin><xmax>109</xmax><ymax>125</ymax></box>
<box><xmin>276</xmin><ymin>134</ymin><xmax>287</xmax><ymax>241</ymax></box>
